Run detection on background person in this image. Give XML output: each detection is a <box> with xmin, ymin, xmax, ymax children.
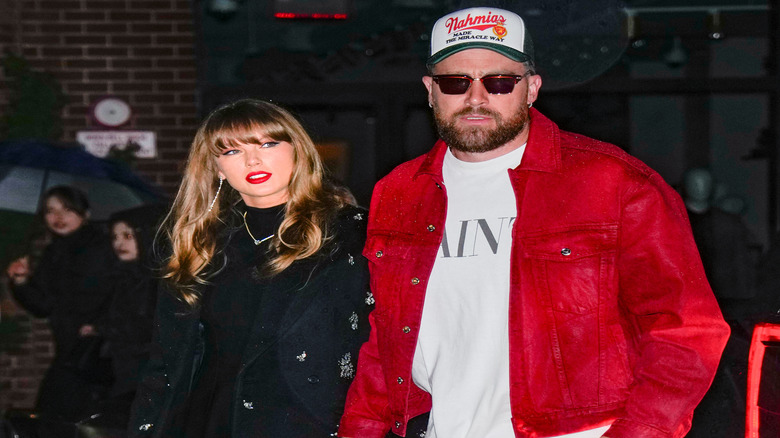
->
<box><xmin>339</xmin><ymin>7</ymin><xmax>729</xmax><ymax>438</ymax></box>
<box><xmin>679</xmin><ymin>167</ymin><xmax>760</xmax><ymax>437</ymax></box>
<box><xmin>681</xmin><ymin>167</ymin><xmax>758</xmax><ymax>318</ymax></box>
<box><xmin>128</xmin><ymin>99</ymin><xmax>372</xmax><ymax>437</ymax></box>
<box><xmin>79</xmin><ymin>204</ymin><xmax>168</xmax><ymax>405</ymax></box>
<box><xmin>5</xmin><ymin>185</ymin><xmax>116</xmax><ymax>420</ymax></box>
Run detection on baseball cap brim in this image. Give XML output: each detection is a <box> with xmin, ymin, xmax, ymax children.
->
<box><xmin>427</xmin><ymin>42</ymin><xmax>533</xmax><ymax>65</ymax></box>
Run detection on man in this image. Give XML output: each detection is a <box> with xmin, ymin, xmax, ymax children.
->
<box><xmin>339</xmin><ymin>6</ymin><xmax>729</xmax><ymax>438</ymax></box>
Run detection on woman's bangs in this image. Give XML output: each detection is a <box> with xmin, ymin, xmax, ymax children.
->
<box><xmin>207</xmin><ymin>124</ymin><xmax>257</xmax><ymax>154</ymax></box>
<box><xmin>256</xmin><ymin>119</ymin><xmax>292</xmax><ymax>144</ymax></box>
<box><xmin>207</xmin><ymin>120</ymin><xmax>290</xmax><ymax>154</ymax></box>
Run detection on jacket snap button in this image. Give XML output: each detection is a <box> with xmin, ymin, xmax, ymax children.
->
<box><xmin>375</xmin><ymin>250</ymin><xmax>383</xmax><ymax>258</ymax></box>
<box><xmin>402</xmin><ymin>326</ymin><xmax>411</xmax><ymax>333</ymax></box>
<box><xmin>411</xmin><ymin>277</ymin><xmax>420</xmax><ymax>285</ymax></box>
<box><xmin>561</xmin><ymin>248</ymin><xmax>572</xmax><ymax>256</ymax></box>
<box><xmin>308</xmin><ymin>375</ymin><xmax>320</xmax><ymax>383</ymax></box>
<box><xmin>427</xmin><ymin>224</ymin><xmax>435</xmax><ymax>232</ymax></box>
<box><xmin>395</xmin><ymin>421</ymin><xmax>401</xmax><ymax>428</ymax></box>
<box><xmin>397</xmin><ymin>377</ymin><xmax>404</xmax><ymax>384</ymax></box>
<box><xmin>242</xmin><ymin>400</ymin><xmax>254</xmax><ymax>410</ymax></box>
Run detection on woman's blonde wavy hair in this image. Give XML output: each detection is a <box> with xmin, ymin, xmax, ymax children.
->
<box><xmin>162</xmin><ymin>99</ymin><xmax>354</xmax><ymax>307</ymax></box>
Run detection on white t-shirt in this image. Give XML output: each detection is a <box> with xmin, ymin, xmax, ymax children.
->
<box><xmin>411</xmin><ymin>146</ymin><xmax>610</xmax><ymax>438</ymax></box>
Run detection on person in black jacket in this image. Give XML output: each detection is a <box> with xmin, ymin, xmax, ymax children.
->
<box><xmin>79</xmin><ymin>204</ymin><xmax>168</xmax><ymax>401</ymax></box>
<box><xmin>5</xmin><ymin>185</ymin><xmax>116</xmax><ymax>420</ymax></box>
<box><xmin>127</xmin><ymin>99</ymin><xmax>372</xmax><ymax>438</ymax></box>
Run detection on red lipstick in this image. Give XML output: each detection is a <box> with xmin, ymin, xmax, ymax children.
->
<box><xmin>246</xmin><ymin>172</ymin><xmax>271</xmax><ymax>184</ymax></box>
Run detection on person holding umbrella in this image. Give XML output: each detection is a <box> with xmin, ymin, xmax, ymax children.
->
<box><xmin>6</xmin><ymin>185</ymin><xmax>116</xmax><ymax>420</ymax></box>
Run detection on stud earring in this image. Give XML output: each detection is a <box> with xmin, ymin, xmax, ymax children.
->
<box><xmin>208</xmin><ymin>177</ymin><xmax>223</xmax><ymax>212</ymax></box>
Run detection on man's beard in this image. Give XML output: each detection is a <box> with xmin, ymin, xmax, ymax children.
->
<box><xmin>434</xmin><ymin>104</ymin><xmax>528</xmax><ymax>154</ymax></box>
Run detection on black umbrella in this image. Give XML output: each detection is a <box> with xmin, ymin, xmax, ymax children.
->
<box><xmin>0</xmin><ymin>139</ymin><xmax>165</xmax><ymax>221</ymax></box>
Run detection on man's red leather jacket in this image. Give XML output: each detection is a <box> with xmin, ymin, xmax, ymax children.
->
<box><xmin>339</xmin><ymin>109</ymin><xmax>730</xmax><ymax>438</ymax></box>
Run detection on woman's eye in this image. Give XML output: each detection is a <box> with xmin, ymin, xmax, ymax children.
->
<box><xmin>221</xmin><ymin>149</ymin><xmax>239</xmax><ymax>156</ymax></box>
<box><xmin>260</xmin><ymin>141</ymin><xmax>280</xmax><ymax>148</ymax></box>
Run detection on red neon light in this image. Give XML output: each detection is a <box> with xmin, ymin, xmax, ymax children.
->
<box><xmin>274</xmin><ymin>12</ymin><xmax>348</xmax><ymax>20</ymax></box>
<box><xmin>746</xmin><ymin>322</ymin><xmax>780</xmax><ymax>438</ymax></box>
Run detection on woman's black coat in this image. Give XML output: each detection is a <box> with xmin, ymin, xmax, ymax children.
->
<box><xmin>128</xmin><ymin>206</ymin><xmax>373</xmax><ymax>438</ymax></box>
<box><xmin>94</xmin><ymin>262</ymin><xmax>158</xmax><ymax>397</ymax></box>
<box><xmin>95</xmin><ymin>203</ymin><xmax>166</xmax><ymax>397</ymax></box>
<box><xmin>10</xmin><ymin>223</ymin><xmax>116</xmax><ymax>417</ymax></box>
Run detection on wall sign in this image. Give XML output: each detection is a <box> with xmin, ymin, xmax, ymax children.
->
<box><xmin>76</xmin><ymin>131</ymin><xmax>157</xmax><ymax>158</ymax></box>
<box><xmin>91</xmin><ymin>96</ymin><xmax>133</xmax><ymax>127</ymax></box>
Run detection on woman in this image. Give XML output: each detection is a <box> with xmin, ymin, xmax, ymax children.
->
<box><xmin>81</xmin><ymin>204</ymin><xmax>167</xmax><ymax>401</ymax></box>
<box><xmin>128</xmin><ymin>99</ymin><xmax>372</xmax><ymax>437</ymax></box>
<box><xmin>5</xmin><ymin>185</ymin><xmax>116</xmax><ymax>419</ymax></box>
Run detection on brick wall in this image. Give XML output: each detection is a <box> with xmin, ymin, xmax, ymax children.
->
<box><xmin>0</xmin><ymin>302</ymin><xmax>55</xmax><ymax>411</ymax></box>
<box><xmin>1</xmin><ymin>0</ymin><xmax>199</xmax><ymax>413</ymax></box>
<box><xmin>0</xmin><ymin>0</ymin><xmax>21</xmax><ymax>112</ymax></box>
<box><xmin>6</xmin><ymin>0</ymin><xmax>200</xmax><ymax>194</ymax></box>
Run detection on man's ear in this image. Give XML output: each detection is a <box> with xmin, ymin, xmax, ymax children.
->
<box><xmin>422</xmin><ymin>75</ymin><xmax>435</xmax><ymax>106</ymax></box>
<box><xmin>527</xmin><ymin>74</ymin><xmax>542</xmax><ymax>106</ymax></box>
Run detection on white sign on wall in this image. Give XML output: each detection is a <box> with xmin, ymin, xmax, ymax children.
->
<box><xmin>76</xmin><ymin>130</ymin><xmax>157</xmax><ymax>158</ymax></box>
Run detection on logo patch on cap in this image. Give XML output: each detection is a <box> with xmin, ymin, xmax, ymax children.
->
<box><xmin>493</xmin><ymin>24</ymin><xmax>508</xmax><ymax>39</ymax></box>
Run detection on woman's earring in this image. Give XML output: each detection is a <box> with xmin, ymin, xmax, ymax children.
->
<box><xmin>528</xmin><ymin>102</ymin><xmax>533</xmax><ymax>108</ymax></box>
<box><xmin>208</xmin><ymin>177</ymin><xmax>223</xmax><ymax>212</ymax></box>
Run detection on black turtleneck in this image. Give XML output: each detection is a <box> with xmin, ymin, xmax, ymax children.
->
<box><xmin>181</xmin><ymin>203</ymin><xmax>285</xmax><ymax>437</ymax></box>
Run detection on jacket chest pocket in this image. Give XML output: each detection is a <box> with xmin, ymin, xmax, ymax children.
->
<box><xmin>521</xmin><ymin>226</ymin><xmax>618</xmax><ymax>314</ymax></box>
<box><xmin>363</xmin><ymin>232</ymin><xmax>417</xmax><ymax>307</ymax></box>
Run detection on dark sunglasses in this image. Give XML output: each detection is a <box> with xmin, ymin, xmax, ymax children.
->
<box><xmin>431</xmin><ymin>72</ymin><xmax>532</xmax><ymax>95</ymax></box>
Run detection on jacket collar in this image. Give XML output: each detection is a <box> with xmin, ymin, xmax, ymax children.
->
<box><xmin>415</xmin><ymin>108</ymin><xmax>562</xmax><ymax>180</ymax></box>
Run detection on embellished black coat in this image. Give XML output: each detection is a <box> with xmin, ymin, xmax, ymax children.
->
<box><xmin>127</xmin><ymin>206</ymin><xmax>372</xmax><ymax>438</ymax></box>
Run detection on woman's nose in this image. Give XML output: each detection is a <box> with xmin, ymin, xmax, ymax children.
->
<box><xmin>245</xmin><ymin>149</ymin><xmax>262</xmax><ymax>167</ymax></box>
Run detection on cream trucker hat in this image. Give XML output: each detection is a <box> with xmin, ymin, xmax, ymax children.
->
<box><xmin>427</xmin><ymin>7</ymin><xmax>535</xmax><ymax>65</ymax></box>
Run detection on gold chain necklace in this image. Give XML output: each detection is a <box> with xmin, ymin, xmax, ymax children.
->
<box><xmin>242</xmin><ymin>211</ymin><xmax>274</xmax><ymax>246</ymax></box>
